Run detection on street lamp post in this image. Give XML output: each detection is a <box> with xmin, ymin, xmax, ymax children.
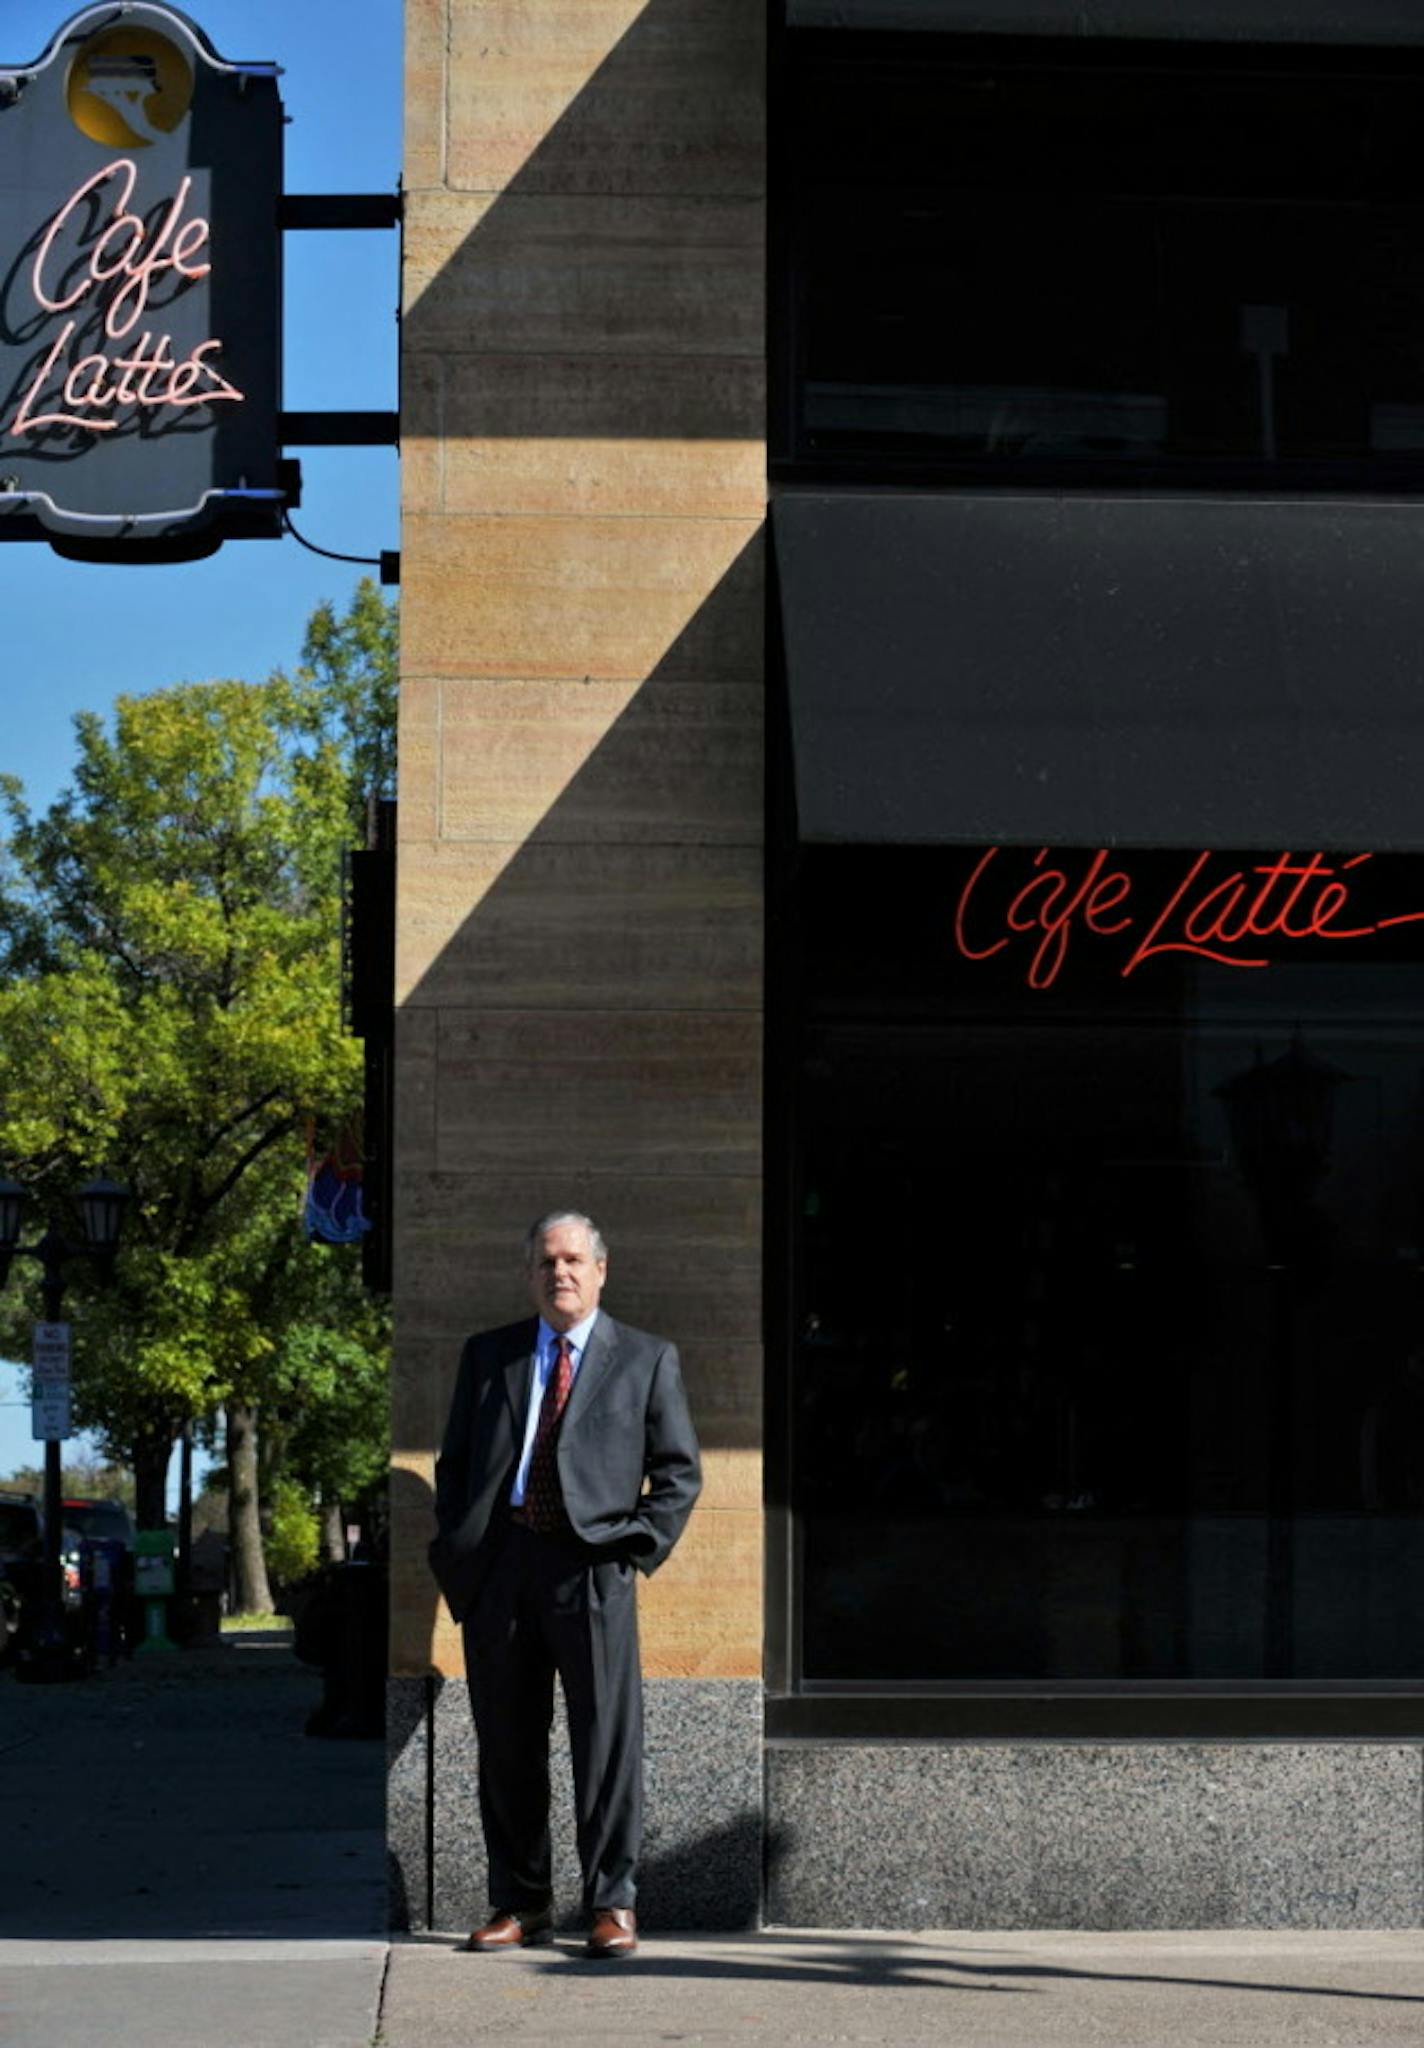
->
<box><xmin>0</xmin><ymin>1172</ymin><xmax>129</xmax><ymax>1682</ymax></box>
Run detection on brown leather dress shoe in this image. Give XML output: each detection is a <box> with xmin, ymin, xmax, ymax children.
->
<box><xmin>585</xmin><ymin>1906</ymin><xmax>638</xmax><ymax>1958</ymax></box>
<box><xmin>467</xmin><ymin>1906</ymin><xmax>554</xmax><ymax>1951</ymax></box>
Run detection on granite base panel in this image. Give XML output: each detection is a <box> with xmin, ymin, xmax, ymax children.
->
<box><xmin>429</xmin><ymin>1676</ymin><xmax>762</xmax><ymax>1932</ymax></box>
<box><xmin>386</xmin><ymin>1677</ymin><xmax>431</xmax><ymax>1932</ymax></box>
<box><xmin>766</xmin><ymin>1742</ymin><xmax>1424</xmax><ymax>1930</ymax></box>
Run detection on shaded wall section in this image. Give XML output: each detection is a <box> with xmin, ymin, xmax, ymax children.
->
<box><xmin>392</xmin><ymin>0</ymin><xmax>767</xmax><ymax>1694</ymax></box>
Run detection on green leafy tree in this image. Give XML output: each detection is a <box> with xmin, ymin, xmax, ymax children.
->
<box><xmin>289</xmin><ymin>578</ymin><xmax>398</xmax><ymax>843</ymax></box>
<box><xmin>250</xmin><ymin>1251</ymin><xmax>391</xmax><ymax>1557</ymax></box>
<box><xmin>0</xmin><ymin>583</ymin><xmax>395</xmax><ymax>1607</ymax></box>
<box><xmin>265</xmin><ymin>1475</ymin><xmax>320</xmax><ymax>1588</ymax></box>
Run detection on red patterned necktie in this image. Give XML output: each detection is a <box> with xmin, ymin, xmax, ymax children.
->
<box><xmin>522</xmin><ymin>1336</ymin><xmax>573</xmax><ymax>1531</ymax></box>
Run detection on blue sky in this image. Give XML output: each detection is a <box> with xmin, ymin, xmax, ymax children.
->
<box><xmin>0</xmin><ymin>1</ymin><xmax>401</xmax><ymax>1500</ymax></box>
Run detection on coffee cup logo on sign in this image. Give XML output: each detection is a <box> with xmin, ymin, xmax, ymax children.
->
<box><xmin>66</xmin><ymin>26</ymin><xmax>194</xmax><ymax>149</ymax></box>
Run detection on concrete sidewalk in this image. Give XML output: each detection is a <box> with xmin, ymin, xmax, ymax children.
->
<box><xmin>0</xmin><ymin>1938</ymin><xmax>387</xmax><ymax>2048</ymax></box>
<box><xmin>4</xmin><ymin>1642</ymin><xmax>1423</xmax><ymax>2046</ymax></box>
<box><xmin>381</xmin><ymin>1928</ymin><xmax>1424</xmax><ymax>2048</ymax></box>
<box><xmin>5</xmin><ymin>1927</ymin><xmax>1423</xmax><ymax>2048</ymax></box>
<box><xmin>0</xmin><ymin>1628</ymin><xmax>387</xmax><ymax>2047</ymax></box>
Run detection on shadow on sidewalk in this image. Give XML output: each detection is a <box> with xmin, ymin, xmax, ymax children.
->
<box><xmin>393</xmin><ymin>1928</ymin><xmax>1424</xmax><ymax>2009</ymax></box>
<box><xmin>1</xmin><ymin>1634</ymin><xmax>386</xmax><ymax>1941</ymax></box>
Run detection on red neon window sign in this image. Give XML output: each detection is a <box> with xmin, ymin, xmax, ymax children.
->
<box><xmin>953</xmin><ymin>848</ymin><xmax>1424</xmax><ymax>991</ymax></box>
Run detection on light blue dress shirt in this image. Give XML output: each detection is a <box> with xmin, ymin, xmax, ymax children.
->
<box><xmin>508</xmin><ymin>1308</ymin><xmax>600</xmax><ymax>1505</ymax></box>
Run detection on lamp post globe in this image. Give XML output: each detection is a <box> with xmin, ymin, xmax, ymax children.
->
<box><xmin>78</xmin><ymin>1174</ymin><xmax>128</xmax><ymax>1254</ymax></box>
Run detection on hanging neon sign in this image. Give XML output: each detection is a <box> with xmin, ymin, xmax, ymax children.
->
<box><xmin>953</xmin><ymin>848</ymin><xmax>1424</xmax><ymax>991</ymax></box>
<box><xmin>9</xmin><ymin>157</ymin><xmax>242</xmax><ymax>437</ymax></box>
<box><xmin>0</xmin><ymin>5</ymin><xmax>282</xmax><ymax>553</ymax></box>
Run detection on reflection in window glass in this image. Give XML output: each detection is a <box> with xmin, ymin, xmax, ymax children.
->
<box><xmin>788</xmin><ymin>47</ymin><xmax>1424</xmax><ymax>484</ymax></box>
<box><xmin>792</xmin><ymin>847</ymin><xmax>1424</xmax><ymax>1683</ymax></box>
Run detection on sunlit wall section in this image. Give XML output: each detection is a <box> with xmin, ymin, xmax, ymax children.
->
<box><xmin>393</xmin><ymin>0</ymin><xmax>766</xmax><ymax>1689</ymax></box>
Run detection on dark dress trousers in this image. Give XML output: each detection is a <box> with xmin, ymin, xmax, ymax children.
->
<box><xmin>430</xmin><ymin>1311</ymin><xmax>701</xmax><ymax>1914</ymax></box>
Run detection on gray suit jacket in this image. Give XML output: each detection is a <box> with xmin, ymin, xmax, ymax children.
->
<box><xmin>429</xmin><ymin>1310</ymin><xmax>702</xmax><ymax>1623</ymax></box>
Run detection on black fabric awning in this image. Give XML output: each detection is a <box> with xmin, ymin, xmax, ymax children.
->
<box><xmin>773</xmin><ymin>490</ymin><xmax>1424</xmax><ymax>850</ymax></box>
<box><xmin>786</xmin><ymin>3</ymin><xmax>1424</xmax><ymax>41</ymax></box>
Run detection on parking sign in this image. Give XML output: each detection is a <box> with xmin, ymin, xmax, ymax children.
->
<box><xmin>32</xmin><ymin>1322</ymin><xmax>71</xmax><ymax>1383</ymax></box>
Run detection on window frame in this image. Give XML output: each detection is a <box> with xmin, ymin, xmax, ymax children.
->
<box><xmin>762</xmin><ymin>630</ymin><xmax>1424</xmax><ymax>1737</ymax></box>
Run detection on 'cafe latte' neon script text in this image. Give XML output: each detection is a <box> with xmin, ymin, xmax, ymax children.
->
<box><xmin>954</xmin><ymin>848</ymin><xmax>1424</xmax><ymax>991</ymax></box>
<box><xmin>7</xmin><ymin>158</ymin><xmax>244</xmax><ymax>437</ymax></box>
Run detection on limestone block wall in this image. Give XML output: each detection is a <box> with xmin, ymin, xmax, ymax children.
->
<box><xmin>392</xmin><ymin>0</ymin><xmax>766</xmax><ymax>1687</ymax></box>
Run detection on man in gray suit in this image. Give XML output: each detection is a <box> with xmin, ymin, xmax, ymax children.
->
<box><xmin>430</xmin><ymin>1210</ymin><xmax>702</xmax><ymax>1959</ymax></box>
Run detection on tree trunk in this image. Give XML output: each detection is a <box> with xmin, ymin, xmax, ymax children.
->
<box><xmin>176</xmin><ymin>1422</ymin><xmax>193</xmax><ymax>1595</ymax></box>
<box><xmin>226</xmin><ymin>1400</ymin><xmax>273</xmax><ymax>1614</ymax></box>
<box><xmin>256</xmin><ymin>1420</ymin><xmax>284</xmax><ymax>1523</ymax></box>
<box><xmin>321</xmin><ymin>1493</ymin><xmax>347</xmax><ymax>1565</ymax></box>
<box><xmin>131</xmin><ymin>1431</ymin><xmax>173</xmax><ymax>1530</ymax></box>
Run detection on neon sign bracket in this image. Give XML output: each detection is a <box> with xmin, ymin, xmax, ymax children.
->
<box><xmin>275</xmin><ymin>192</ymin><xmax>402</xmax><ymax>455</ymax></box>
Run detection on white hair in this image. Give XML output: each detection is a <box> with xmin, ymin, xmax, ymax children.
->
<box><xmin>524</xmin><ymin>1210</ymin><xmax>607</xmax><ymax>1266</ymax></box>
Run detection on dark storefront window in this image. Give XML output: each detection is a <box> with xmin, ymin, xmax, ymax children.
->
<box><xmin>790</xmin><ymin>845</ymin><xmax>1424</xmax><ymax>1685</ymax></box>
<box><xmin>779</xmin><ymin>36</ymin><xmax>1424</xmax><ymax>487</ymax></box>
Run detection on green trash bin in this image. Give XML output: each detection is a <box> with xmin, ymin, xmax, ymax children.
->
<box><xmin>133</xmin><ymin>1529</ymin><xmax>177</xmax><ymax>1653</ymax></box>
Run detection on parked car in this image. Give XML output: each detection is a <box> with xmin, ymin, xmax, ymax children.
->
<box><xmin>0</xmin><ymin>1491</ymin><xmax>42</xmax><ymax>1561</ymax></box>
<box><xmin>59</xmin><ymin>1498</ymin><xmax>134</xmax><ymax>1548</ymax></box>
<box><xmin>59</xmin><ymin>1498</ymin><xmax>136</xmax><ymax>1632</ymax></box>
<box><xmin>0</xmin><ymin>1492</ymin><xmax>43</xmax><ymax>1662</ymax></box>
